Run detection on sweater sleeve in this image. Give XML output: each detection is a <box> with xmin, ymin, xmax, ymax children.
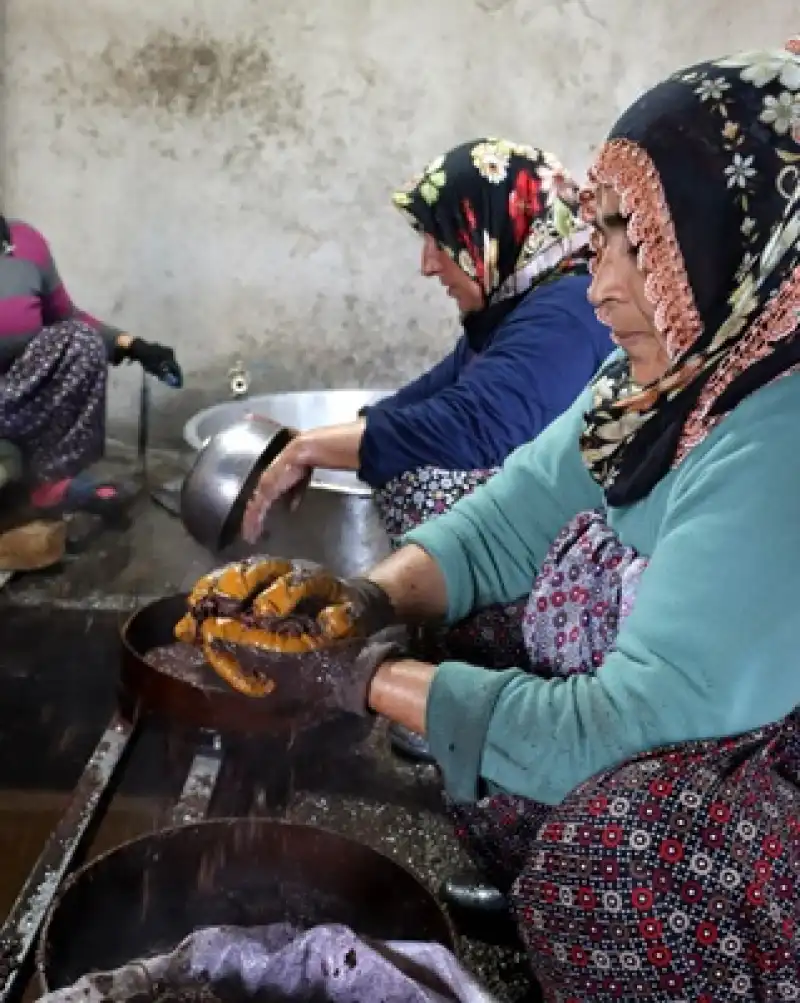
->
<box><xmin>366</xmin><ymin>340</ymin><xmax>466</xmax><ymax>412</ymax></box>
<box><xmin>404</xmin><ymin>385</ymin><xmax>603</xmax><ymax>620</ymax></box>
<box><xmin>425</xmin><ymin>376</ymin><xmax>800</xmax><ymax>805</ymax></box>
<box><xmin>358</xmin><ymin>281</ymin><xmax>609</xmax><ymax>487</ymax></box>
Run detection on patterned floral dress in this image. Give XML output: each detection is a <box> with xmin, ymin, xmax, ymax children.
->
<box><xmin>447</xmin><ymin>509</ymin><xmax>799</xmax><ymax>1001</ymax></box>
<box><xmin>0</xmin><ymin>320</ymin><xmax>107</xmax><ymax>483</ymax></box>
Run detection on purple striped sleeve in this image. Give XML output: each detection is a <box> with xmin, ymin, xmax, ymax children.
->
<box><xmin>11</xmin><ymin>221</ymin><xmax>123</xmax><ymax>358</ymax></box>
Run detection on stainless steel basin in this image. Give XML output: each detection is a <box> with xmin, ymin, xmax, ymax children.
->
<box><xmin>181</xmin><ymin>390</ymin><xmax>396</xmax><ymax>575</ymax></box>
<box><xmin>183</xmin><ymin>389</ymin><xmax>394</xmax><ymax>496</ymax></box>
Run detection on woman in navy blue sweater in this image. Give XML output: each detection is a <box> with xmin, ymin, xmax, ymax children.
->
<box><xmin>244</xmin><ymin>140</ymin><xmax>613</xmax><ymax>759</ymax></box>
<box><xmin>244</xmin><ymin>138</ymin><xmax>612</xmax><ymax>543</ymax></box>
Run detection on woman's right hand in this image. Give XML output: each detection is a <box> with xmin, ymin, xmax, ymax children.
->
<box><xmin>242</xmin><ymin>436</ymin><xmax>313</xmax><ymax>543</ymax></box>
<box><xmin>241</xmin><ymin>419</ymin><xmax>367</xmax><ymax>544</ymax></box>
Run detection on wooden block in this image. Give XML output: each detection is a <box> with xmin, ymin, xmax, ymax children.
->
<box><xmin>0</xmin><ymin>519</ymin><xmax>66</xmax><ymax>572</ymax></box>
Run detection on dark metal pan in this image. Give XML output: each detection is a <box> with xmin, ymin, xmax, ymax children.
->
<box><xmin>119</xmin><ymin>594</ymin><xmax>372</xmax><ymax>741</ymax></box>
<box><xmin>36</xmin><ymin>818</ymin><xmax>454</xmax><ymax>993</ymax></box>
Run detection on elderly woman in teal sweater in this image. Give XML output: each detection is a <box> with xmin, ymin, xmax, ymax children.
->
<box><xmin>257</xmin><ymin>41</ymin><xmax>800</xmax><ymax>1000</ymax></box>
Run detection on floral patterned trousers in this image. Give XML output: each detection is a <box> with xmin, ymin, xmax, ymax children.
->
<box><xmin>0</xmin><ymin>320</ymin><xmax>107</xmax><ymax>483</ymax></box>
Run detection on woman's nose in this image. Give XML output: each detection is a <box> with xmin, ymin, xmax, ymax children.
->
<box><xmin>587</xmin><ymin>249</ymin><xmax>616</xmax><ymax>307</ymax></box>
<box><xmin>420</xmin><ymin>237</ymin><xmax>441</xmax><ymax>277</ymax></box>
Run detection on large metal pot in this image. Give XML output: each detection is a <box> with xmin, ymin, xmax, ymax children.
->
<box><xmin>183</xmin><ymin>389</ymin><xmax>393</xmax><ymax>497</ymax></box>
<box><xmin>180</xmin><ymin>417</ymin><xmax>293</xmax><ymax>551</ymax></box>
<box><xmin>180</xmin><ymin>392</ymin><xmax>394</xmax><ymax>572</ymax></box>
<box><xmin>37</xmin><ymin>819</ymin><xmax>454</xmax><ymax>993</ymax></box>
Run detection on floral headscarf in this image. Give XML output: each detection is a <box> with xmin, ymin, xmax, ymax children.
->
<box><xmin>580</xmin><ymin>41</ymin><xmax>800</xmax><ymax>506</ymax></box>
<box><xmin>393</xmin><ymin>138</ymin><xmax>591</xmax><ymax>350</ymax></box>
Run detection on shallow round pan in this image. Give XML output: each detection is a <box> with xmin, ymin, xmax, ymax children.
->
<box><xmin>119</xmin><ymin>594</ymin><xmax>363</xmax><ymax>737</ymax></box>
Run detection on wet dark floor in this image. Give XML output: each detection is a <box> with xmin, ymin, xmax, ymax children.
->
<box><xmin>0</xmin><ymin>486</ymin><xmax>540</xmax><ymax>1003</ymax></box>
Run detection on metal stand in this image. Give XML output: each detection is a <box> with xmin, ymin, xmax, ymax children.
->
<box><xmin>169</xmin><ymin>733</ymin><xmax>224</xmax><ymax>826</ymax></box>
<box><xmin>0</xmin><ymin>714</ymin><xmax>134</xmax><ymax>1002</ymax></box>
<box><xmin>0</xmin><ymin>717</ymin><xmax>224</xmax><ymax>1003</ymax></box>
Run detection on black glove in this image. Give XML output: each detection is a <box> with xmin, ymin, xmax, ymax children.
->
<box><xmin>342</xmin><ymin>577</ymin><xmax>396</xmax><ymax>637</ymax></box>
<box><xmin>124</xmin><ymin>338</ymin><xmax>183</xmax><ymax>388</ymax></box>
<box><xmin>212</xmin><ymin>625</ymin><xmax>410</xmax><ymax>718</ymax></box>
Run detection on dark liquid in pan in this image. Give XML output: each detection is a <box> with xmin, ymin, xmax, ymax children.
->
<box><xmin>144</xmin><ymin>643</ymin><xmax>227</xmax><ymax>692</ymax></box>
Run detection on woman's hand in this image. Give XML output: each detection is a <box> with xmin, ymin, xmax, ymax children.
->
<box><xmin>242</xmin><ymin>436</ymin><xmax>314</xmax><ymax>543</ymax></box>
<box><xmin>368</xmin><ymin>656</ymin><xmax>437</xmax><ymax>735</ymax></box>
<box><xmin>241</xmin><ymin>419</ymin><xmax>367</xmax><ymax>544</ymax></box>
<box><xmin>115</xmin><ymin>335</ymin><xmax>183</xmax><ymax>387</ymax></box>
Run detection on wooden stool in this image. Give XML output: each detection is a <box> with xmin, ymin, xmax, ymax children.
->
<box><xmin>0</xmin><ymin>519</ymin><xmax>66</xmax><ymax>572</ymax></box>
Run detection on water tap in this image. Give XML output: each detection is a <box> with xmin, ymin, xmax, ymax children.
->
<box><xmin>228</xmin><ymin>359</ymin><xmax>251</xmax><ymax>398</ymax></box>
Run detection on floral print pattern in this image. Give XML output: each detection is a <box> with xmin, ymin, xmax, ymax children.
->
<box><xmin>447</xmin><ymin>510</ymin><xmax>799</xmax><ymax>1000</ymax></box>
<box><xmin>521</xmin><ymin>509</ymin><xmax>648</xmax><ymax>676</ymax></box>
<box><xmin>579</xmin><ymin>41</ymin><xmax>800</xmax><ymax>507</ymax></box>
<box><xmin>373</xmin><ymin>465</ymin><xmax>499</xmax><ymax>542</ymax></box>
<box><xmin>470</xmin><ymin>141</ymin><xmax>511</xmax><ymax>184</ymax></box>
<box><xmin>761</xmin><ymin>91</ymin><xmax>800</xmax><ymax>135</ymax></box>
<box><xmin>392</xmin><ymin>138</ymin><xmax>592</xmax><ymax>327</ymax></box>
<box><xmin>0</xmin><ymin>320</ymin><xmax>107</xmax><ymax>482</ymax></box>
<box><xmin>450</xmin><ymin>714</ymin><xmax>799</xmax><ymax>1002</ymax></box>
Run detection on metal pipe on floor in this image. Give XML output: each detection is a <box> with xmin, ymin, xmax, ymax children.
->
<box><xmin>168</xmin><ymin>733</ymin><xmax>224</xmax><ymax>826</ymax></box>
<box><xmin>0</xmin><ymin>713</ymin><xmax>135</xmax><ymax>1003</ymax></box>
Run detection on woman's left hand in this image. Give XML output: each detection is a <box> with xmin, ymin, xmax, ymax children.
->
<box><xmin>242</xmin><ymin>436</ymin><xmax>314</xmax><ymax>543</ymax></box>
<box><xmin>118</xmin><ymin>336</ymin><xmax>183</xmax><ymax>387</ymax></box>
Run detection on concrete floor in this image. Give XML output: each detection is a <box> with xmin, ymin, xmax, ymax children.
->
<box><xmin>0</xmin><ymin>471</ymin><xmax>541</xmax><ymax>1003</ymax></box>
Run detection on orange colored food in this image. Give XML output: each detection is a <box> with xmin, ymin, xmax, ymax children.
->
<box><xmin>172</xmin><ymin>561</ymin><xmax>360</xmax><ymax>697</ymax></box>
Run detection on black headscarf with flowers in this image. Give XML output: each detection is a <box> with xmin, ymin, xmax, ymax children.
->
<box><xmin>580</xmin><ymin>41</ymin><xmax>800</xmax><ymax>507</ymax></box>
<box><xmin>393</xmin><ymin>138</ymin><xmax>591</xmax><ymax>351</ymax></box>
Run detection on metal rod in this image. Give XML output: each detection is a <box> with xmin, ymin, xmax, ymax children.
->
<box><xmin>169</xmin><ymin>733</ymin><xmax>223</xmax><ymax>826</ymax></box>
<box><xmin>138</xmin><ymin>370</ymin><xmax>150</xmax><ymax>483</ymax></box>
<box><xmin>0</xmin><ymin>713</ymin><xmax>134</xmax><ymax>1003</ymax></box>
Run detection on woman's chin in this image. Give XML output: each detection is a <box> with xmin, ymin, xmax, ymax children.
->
<box><xmin>612</xmin><ymin>331</ymin><xmax>670</xmax><ymax>384</ymax></box>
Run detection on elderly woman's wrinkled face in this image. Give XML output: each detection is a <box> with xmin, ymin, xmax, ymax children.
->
<box><xmin>420</xmin><ymin>234</ymin><xmax>484</xmax><ymax>315</ymax></box>
<box><xmin>588</xmin><ymin>187</ymin><xmax>670</xmax><ymax>385</ymax></box>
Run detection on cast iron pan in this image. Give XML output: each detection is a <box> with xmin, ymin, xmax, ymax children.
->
<box><xmin>119</xmin><ymin>595</ymin><xmax>371</xmax><ymax>739</ymax></box>
<box><xmin>37</xmin><ymin>818</ymin><xmax>454</xmax><ymax>993</ymax></box>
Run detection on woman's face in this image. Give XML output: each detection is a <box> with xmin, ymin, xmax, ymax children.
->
<box><xmin>420</xmin><ymin>234</ymin><xmax>484</xmax><ymax>315</ymax></box>
<box><xmin>588</xmin><ymin>187</ymin><xmax>670</xmax><ymax>385</ymax></box>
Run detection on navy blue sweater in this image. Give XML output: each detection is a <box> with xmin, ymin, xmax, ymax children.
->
<box><xmin>359</xmin><ymin>274</ymin><xmax>614</xmax><ymax>487</ymax></box>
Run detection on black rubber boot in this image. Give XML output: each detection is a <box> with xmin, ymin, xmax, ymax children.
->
<box><xmin>440</xmin><ymin>870</ymin><xmax>518</xmax><ymax>946</ymax></box>
<box><xmin>441</xmin><ymin>870</ymin><xmax>508</xmax><ymax>914</ymax></box>
<box><xmin>388</xmin><ymin>721</ymin><xmax>436</xmax><ymax>764</ymax></box>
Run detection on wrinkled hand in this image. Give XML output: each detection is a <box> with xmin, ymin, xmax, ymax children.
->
<box><xmin>126</xmin><ymin>338</ymin><xmax>183</xmax><ymax>387</ymax></box>
<box><xmin>241</xmin><ymin>433</ymin><xmax>313</xmax><ymax>543</ymax></box>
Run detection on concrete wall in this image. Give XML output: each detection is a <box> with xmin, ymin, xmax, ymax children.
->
<box><xmin>2</xmin><ymin>0</ymin><xmax>796</xmax><ymax>443</ymax></box>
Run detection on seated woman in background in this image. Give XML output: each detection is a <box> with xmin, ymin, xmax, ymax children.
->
<box><xmin>0</xmin><ymin>215</ymin><xmax>182</xmax><ymax>521</ymax></box>
<box><xmin>245</xmin><ymin>140</ymin><xmax>614</xmax><ymax>759</ymax></box>
<box><xmin>269</xmin><ymin>40</ymin><xmax>800</xmax><ymax>999</ymax></box>
<box><xmin>245</xmin><ymin>138</ymin><xmax>612</xmax><ymax>542</ymax></box>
